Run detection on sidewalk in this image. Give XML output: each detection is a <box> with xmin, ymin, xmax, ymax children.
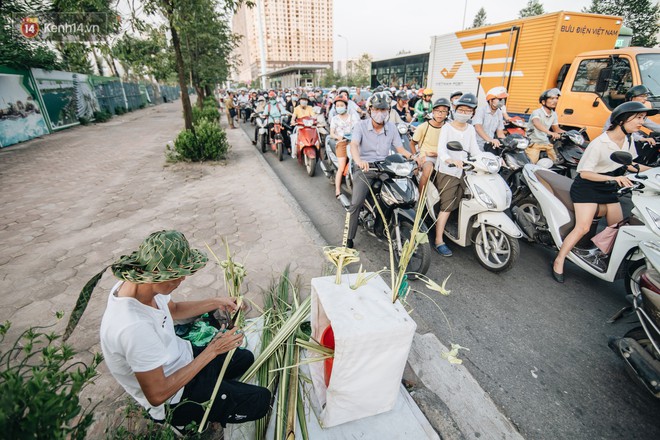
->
<box><xmin>0</xmin><ymin>102</ymin><xmax>326</xmax><ymax>435</ymax></box>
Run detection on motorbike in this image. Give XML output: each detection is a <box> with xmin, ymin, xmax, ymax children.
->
<box><xmin>635</xmin><ymin>133</ymin><xmax>660</xmax><ymax>167</ymax></box>
<box><xmin>397</xmin><ymin>122</ymin><xmax>416</xmax><ymax>154</ymax></box>
<box><xmin>485</xmin><ymin>134</ymin><xmax>532</xmax><ymax>199</ymax></box>
<box><xmin>255</xmin><ymin>115</ymin><xmax>269</xmax><ymax>153</ymax></box>
<box><xmin>424</xmin><ymin>141</ymin><xmax>523</xmax><ymax>272</ymax></box>
<box><xmin>320</xmin><ymin>134</ymin><xmax>353</xmax><ymax>196</ymax></box>
<box><xmin>314</xmin><ymin>106</ymin><xmax>329</xmax><ymax>158</ymax></box>
<box><xmin>609</xmin><ymin>240</ymin><xmax>660</xmax><ymax>398</ymax></box>
<box><xmin>511</xmin><ymin>151</ymin><xmax>660</xmax><ymax>295</ymax></box>
<box><xmin>238</xmin><ymin>101</ymin><xmax>252</xmax><ymax>123</ymax></box>
<box><xmin>504</xmin><ymin>116</ymin><xmax>527</xmax><ymax>136</ymax></box>
<box><xmin>337</xmin><ymin>154</ymin><xmax>431</xmax><ymax>277</ymax></box>
<box><xmin>265</xmin><ymin>117</ymin><xmax>286</xmax><ymax>161</ymax></box>
<box><xmin>543</xmin><ymin>129</ymin><xmax>587</xmax><ymax>177</ymax></box>
<box><xmin>293</xmin><ymin>116</ymin><xmax>321</xmax><ymax>177</ymax></box>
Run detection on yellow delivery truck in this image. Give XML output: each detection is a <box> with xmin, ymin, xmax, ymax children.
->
<box><xmin>427</xmin><ymin>11</ymin><xmax>660</xmax><ymax>140</ymax></box>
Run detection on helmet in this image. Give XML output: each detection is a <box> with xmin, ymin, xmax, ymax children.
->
<box><xmin>423</xmin><ymin>88</ymin><xmax>433</xmax><ymax>96</ymax></box>
<box><xmin>610</xmin><ymin>101</ymin><xmax>658</xmax><ymax>125</ymax></box>
<box><xmin>539</xmin><ymin>88</ymin><xmax>561</xmax><ymax>103</ymax></box>
<box><xmin>417</xmin><ymin>89</ymin><xmax>424</xmax><ymax>97</ymax></box>
<box><xmin>268</xmin><ymin>90</ymin><xmax>276</xmax><ymax>98</ymax></box>
<box><xmin>395</xmin><ymin>90</ymin><xmax>409</xmax><ymax>101</ymax></box>
<box><xmin>369</xmin><ymin>92</ymin><xmax>392</xmax><ymax>110</ymax></box>
<box><xmin>333</xmin><ymin>95</ymin><xmax>348</xmax><ymax>104</ymax></box>
<box><xmin>338</xmin><ymin>86</ymin><xmax>349</xmax><ymax>95</ymax></box>
<box><xmin>625</xmin><ymin>85</ymin><xmax>651</xmax><ymax>101</ymax></box>
<box><xmin>390</xmin><ymin>87</ymin><xmax>397</xmax><ymax>93</ymax></box>
<box><xmin>486</xmin><ymin>86</ymin><xmax>508</xmax><ymax>101</ymax></box>
<box><xmin>374</xmin><ymin>86</ymin><xmax>385</xmax><ymax>93</ymax></box>
<box><xmin>432</xmin><ymin>98</ymin><xmax>451</xmax><ymax>109</ymax></box>
<box><xmin>299</xmin><ymin>93</ymin><xmax>309</xmax><ymax>101</ymax></box>
<box><xmin>455</xmin><ymin>93</ymin><xmax>478</xmax><ymax>109</ymax></box>
<box><xmin>450</xmin><ymin>90</ymin><xmax>463</xmax><ymax>100</ymax></box>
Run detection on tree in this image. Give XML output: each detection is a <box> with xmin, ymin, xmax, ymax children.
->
<box><xmin>320</xmin><ymin>68</ymin><xmax>342</xmax><ymax>87</ymax></box>
<box><xmin>583</xmin><ymin>0</ymin><xmax>660</xmax><ymax>47</ymax></box>
<box><xmin>351</xmin><ymin>53</ymin><xmax>372</xmax><ymax>87</ymax></box>
<box><xmin>519</xmin><ymin>0</ymin><xmax>545</xmax><ymax>18</ymax></box>
<box><xmin>471</xmin><ymin>7</ymin><xmax>488</xmax><ymax>28</ymax></box>
<box><xmin>112</xmin><ymin>27</ymin><xmax>175</xmax><ymax>82</ymax></box>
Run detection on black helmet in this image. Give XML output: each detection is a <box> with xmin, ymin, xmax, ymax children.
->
<box><xmin>539</xmin><ymin>88</ymin><xmax>561</xmax><ymax>103</ymax></box>
<box><xmin>369</xmin><ymin>92</ymin><xmax>392</xmax><ymax>110</ymax></box>
<box><xmin>299</xmin><ymin>93</ymin><xmax>309</xmax><ymax>101</ymax></box>
<box><xmin>455</xmin><ymin>93</ymin><xmax>478</xmax><ymax>109</ymax></box>
<box><xmin>395</xmin><ymin>90</ymin><xmax>409</xmax><ymax>101</ymax></box>
<box><xmin>374</xmin><ymin>86</ymin><xmax>385</xmax><ymax>93</ymax></box>
<box><xmin>611</xmin><ymin>101</ymin><xmax>658</xmax><ymax>125</ymax></box>
<box><xmin>450</xmin><ymin>90</ymin><xmax>463</xmax><ymax>100</ymax></box>
<box><xmin>625</xmin><ymin>85</ymin><xmax>651</xmax><ymax>101</ymax></box>
<box><xmin>432</xmin><ymin>98</ymin><xmax>451</xmax><ymax>109</ymax></box>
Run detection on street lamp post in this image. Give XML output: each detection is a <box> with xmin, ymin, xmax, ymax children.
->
<box><xmin>337</xmin><ymin>34</ymin><xmax>349</xmax><ymax>79</ymax></box>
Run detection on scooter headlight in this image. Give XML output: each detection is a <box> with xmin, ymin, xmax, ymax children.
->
<box><xmin>481</xmin><ymin>156</ymin><xmax>501</xmax><ymax>174</ymax></box>
<box><xmin>568</xmin><ymin>132</ymin><xmax>585</xmax><ymax>146</ymax></box>
<box><xmin>515</xmin><ymin>138</ymin><xmax>529</xmax><ymax>150</ymax></box>
<box><xmin>474</xmin><ymin>184</ymin><xmax>496</xmax><ymax>209</ymax></box>
<box><xmin>505</xmin><ymin>155</ymin><xmax>522</xmax><ymax>170</ymax></box>
<box><xmin>385</xmin><ymin>162</ymin><xmax>414</xmax><ymax>177</ymax></box>
<box><xmin>647</xmin><ymin>207</ymin><xmax>660</xmax><ymax>230</ymax></box>
<box><xmin>380</xmin><ymin>183</ymin><xmax>401</xmax><ymax>206</ymax></box>
<box><xmin>303</xmin><ymin>118</ymin><xmax>314</xmax><ymax>127</ymax></box>
<box><xmin>397</xmin><ymin>123</ymin><xmax>408</xmax><ymax>135</ymax></box>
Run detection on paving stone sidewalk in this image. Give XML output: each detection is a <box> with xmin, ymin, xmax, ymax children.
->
<box><xmin>0</xmin><ymin>102</ymin><xmax>326</xmax><ymax>435</ymax></box>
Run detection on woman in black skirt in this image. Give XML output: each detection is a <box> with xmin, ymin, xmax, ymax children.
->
<box><xmin>552</xmin><ymin>101</ymin><xmax>657</xmax><ymax>282</ymax></box>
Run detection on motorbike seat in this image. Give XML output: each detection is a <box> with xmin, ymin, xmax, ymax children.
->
<box><xmin>535</xmin><ymin>169</ymin><xmax>574</xmax><ymax>212</ymax></box>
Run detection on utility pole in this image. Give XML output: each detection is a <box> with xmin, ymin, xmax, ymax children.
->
<box><xmin>256</xmin><ymin>0</ymin><xmax>268</xmax><ymax>89</ymax></box>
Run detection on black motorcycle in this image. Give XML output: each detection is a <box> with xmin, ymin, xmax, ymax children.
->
<box><xmin>338</xmin><ymin>154</ymin><xmax>431</xmax><ymax>277</ymax></box>
<box><xmin>547</xmin><ymin>129</ymin><xmax>587</xmax><ymax>177</ymax></box>
<box><xmin>485</xmin><ymin>134</ymin><xmax>532</xmax><ymax>202</ymax></box>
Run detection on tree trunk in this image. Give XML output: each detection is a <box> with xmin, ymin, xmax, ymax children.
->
<box><xmin>195</xmin><ymin>86</ymin><xmax>205</xmax><ymax>107</ymax></box>
<box><xmin>91</xmin><ymin>45</ymin><xmax>105</xmax><ymax>76</ymax></box>
<box><xmin>166</xmin><ymin>4</ymin><xmax>194</xmax><ymax>131</ymax></box>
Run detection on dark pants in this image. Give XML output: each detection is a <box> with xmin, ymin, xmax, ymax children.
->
<box><xmin>170</xmin><ymin>347</ymin><xmax>271</xmax><ymax>428</ymax></box>
<box><xmin>348</xmin><ymin>168</ymin><xmax>379</xmax><ymax>240</ymax></box>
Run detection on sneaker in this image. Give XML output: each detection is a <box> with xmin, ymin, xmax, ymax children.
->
<box><xmin>435</xmin><ymin>243</ymin><xmax>452</xmax><ymax>257</ymax></box>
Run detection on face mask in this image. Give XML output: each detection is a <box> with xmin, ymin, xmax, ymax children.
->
<box><xmin>371</xmin><ymin>111</ymin><xmax>388</xmax><ymax>124</ymax></box>
<box><xmin>300</xmin><ymin>100</ymin><xmax>308</xmax><ymax>107</ymax></box>
<box><xmin>496</xmin><ymin>101</ymin><xmax>504</xmax><ymax>109</ymax></box>
<box><xmin>452</xmin><ymin>98</ymin><xmax>460</xmax><ymax>106</ymax></box>
<box><xmin>453</xmin><ymin>113</ymin><xmax>471</xmax><ymax>123</ymax></box>
<box><xmin>292</xmin><ymin>97</ymin><xmax>298</xmax><ymax>102</ymax></box>
<box><xmin>336</xmin><ymin>106</ymin><xmax>347</xmax><ymax>115</ymax></box>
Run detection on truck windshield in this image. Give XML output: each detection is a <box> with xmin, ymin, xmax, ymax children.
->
<box><xmin>638</xmin><ymin>53</ymin><xmax>660</xmax><ymax>107</ymax></box>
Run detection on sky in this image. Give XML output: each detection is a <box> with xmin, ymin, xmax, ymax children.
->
<box><xmin>333</xmin><ymin>0</ymin><xmax>593</xmax><ymax>61</ymax></box>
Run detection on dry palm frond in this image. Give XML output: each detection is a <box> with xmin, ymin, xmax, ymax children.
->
<box><xmin>441</xmin><ymin>343</ymin><xmax>470</xmax><ymax>365</ymax></box>
<box><xmin>323</xmin><ymin>246</ymin><xmax>360</xmax><ymax>284</ymax></box>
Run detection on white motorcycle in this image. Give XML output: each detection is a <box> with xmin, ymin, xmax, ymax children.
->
<box><xmin>424</xmin><ymin>141</ymin><xmax>523</xmax><ymax>272</ymax></box>
<box><xmin>511</xmin><ymin>151</ymin><xmax>660</xmax><ymax>295</ymax></box>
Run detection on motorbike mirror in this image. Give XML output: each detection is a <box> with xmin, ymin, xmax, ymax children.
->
<box><xmin>446</xmin><ymin>141</ymin><xmax>464</xmax><ymax>152</ymax></box>
<box><xmin>610</xmin><ymin>151</ymin><xmax>633</xmax><ymax>166</ymax></box>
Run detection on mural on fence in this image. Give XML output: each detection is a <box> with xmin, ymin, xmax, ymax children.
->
<box><xmin>31</xmin><ymin>68</ymin><xmax>100</xmax><ymax>130</ymax></box>
<box><xmin>0</xmin><ymin>71</ymin><xmax>49</xmax><ymax>148</ymax></box>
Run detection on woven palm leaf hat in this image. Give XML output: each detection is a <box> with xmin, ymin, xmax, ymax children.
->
<box><xmin>112</xmin><ymin>230</ymin><xmax>208</xmax><ymax>283</ymax></box>
<box><xmin>63</xmin><ymin>230</ymin><xmax>207</xmax><ymax>341</ymax></box>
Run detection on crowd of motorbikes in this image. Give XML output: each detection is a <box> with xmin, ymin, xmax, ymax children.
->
<box><xmin>227</xmin><ymin>87</ymin><xmax>660</xmax><ymax>397</ymax></box>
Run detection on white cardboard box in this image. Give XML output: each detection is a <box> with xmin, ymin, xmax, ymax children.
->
<box><xmin>310</xmin><ymin>273</ymin><xmax>417</xmax><ymax>428</ymax></box>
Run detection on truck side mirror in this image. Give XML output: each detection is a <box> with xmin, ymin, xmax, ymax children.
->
<box><xmin>595</xmin><ymin>67</ymin><xmax>611</xmax><ymax>94</ymax></box>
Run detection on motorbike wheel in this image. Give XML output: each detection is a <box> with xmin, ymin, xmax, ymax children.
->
<box><xmin>304</xmin><ymin>154</ymin><xmax>316</xmax><ymax>177</ymax></box>
<box><xmin>515</xmin><ymin>197</ymin><xmax>545</xmax><ymax>227</ymax></box>
<box><xmin>277</xmin><ymin>142</ymin><xmax>283</xmax><ymax>162</ymax></box>
<box><xmin>623</xmin><ymin>327</ymin><xmax>660</xmax><ymax>360</ymax></box>
<box><xmin>259</xmin><ymin>134</ymin><xmax>267</xmax><ymax>153</ymax></box>
<box><xmin>473</xmin><ymin>226</ymin><xmax>520</xmax><ymax>272</ymax></box>
<box><xmin>625</xmin><ymin>259</ymin><xmax>646</xmax><ymax>298</ymax></box>
<box><xmin>391</xmin><ymin>220</ymin><xmax>431</xmax><ymax>279</ymax></box>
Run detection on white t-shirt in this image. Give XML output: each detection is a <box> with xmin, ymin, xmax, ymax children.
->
<box><xmin>577</xmin><ymin>132</ymin><xmax>638</xmax><ymax>174</ymax></box>
<box><xmin>100</xmin><ymin>281</ymin><xmax>193</xmax><ymax>420</ymax></box>
<box><xmin>330</xmin><ymin>113</ymin><xmax>359</xmax><ymax>139</ymax></box>
<box><xmin>436</xmin><ymin>123</ymin><xmax>481</xmax><ymax>178</ymax></box>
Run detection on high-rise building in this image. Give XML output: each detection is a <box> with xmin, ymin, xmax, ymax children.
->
<box><xmin>232</xmin><ymin>0</ymin><xmax>333</xmax><ymax>85</ymax></box>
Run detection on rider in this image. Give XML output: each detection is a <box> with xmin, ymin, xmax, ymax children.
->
<box><xmin>433</xmin><ymin>93</ymin><xmax>482</xmax><ymax>257</ymax></box>
<box><xmin>474</xmin><ymin>87</ymin><xmax>507</xmax><ymax>152</ymax></box>
<box><xmin>329</xmin><ymin>95</ymin><xmax>359</xmax><ymax>199</ymax></box>
<box><xmin>552</xmin><ymin>101</ymin><xmax>657</xmax><ymax>282</ymax></box>
<box><xmin>413</xmin><ymin>88</ymin><xmax>434</xmax><ymax>123</ymax></box>
<box><xmin>449</xmin><ymin>91</ymin><xmax>463</xmax><ymax>121</ymax></box>
<box><xmin>290</xmin><ymin>93</ymin><xmax>316</xmax><ymax>158</ymax></box>
<box><xmin>390</xmin><ymin>91</ymin><xmax>413</xmax><ymax>123</ymax></box>
<box><xmin>412</xmin><ymin>98</ymin><xmax>450</xmax><ymax>195</ymax></box>
<box><xmin>346</xmin><ymin>92</ymin><xmax>412</xmax><ymax>249</ymax></box>
<box><xmin>251</xmin><ymin>95</ymin><xmax>267</xmax><ymax>145</ymax></box>
<box><xmin>328</xmin><ymin>87</ymin><xmax>363</xmax><ymax>119</ymax></box>
<box><xmin>603</xmin><ymin>85</ymin><xmax>659</xmax><ymax>145</ymax></box>
<box><xmin>261</xmin><ymin>90</ymin><xmax>290</xmax><ymax>148</ymax></box>
<box><xmin>525</xmin><ymin>88</ymin><xmax>565</xmax><ymax>164</ymax></box>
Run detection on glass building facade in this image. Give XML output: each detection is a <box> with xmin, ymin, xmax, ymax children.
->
<box><xmin>371</xmin><ymin>52</ymin><xmax>429</xmax><ymax>89</ymax></box>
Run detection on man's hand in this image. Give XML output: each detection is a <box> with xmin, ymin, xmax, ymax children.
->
<box><xmin>490</xmin><ymin>139</ymin><xmax>502</xmax><ymax>149</ymax></box>
<box><xmin>642</xmin><ymin>137</ymin><xmax>657</xmax><ymax>146</ymax></box>
<box><xmin>355</xmin><ymin>159</ymin><xmax>370</xmax><ymax>172</ymax></box>
<box><xmin>206</xmin><ymin>327</ymin><xmax>244</xmax><ymax>355</ymax></box>
<box><xmin>549</xmin><ymin>131</ymin><xmax>561</xmax><ymax>141</ymax></box>
<box><xmin>214</xmin><ymin>297</ymin><xmax>240</xmax><ymax>313</ymax></box>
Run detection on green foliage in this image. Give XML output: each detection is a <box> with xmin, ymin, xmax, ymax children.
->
<box><xmin>171</xmin><ymin>119</ymin><xmax>229</xmax><ymax>162</ymax></box>
<box><xmin>115</xmin><ymin>106</ymin><xmax>126</xmax><ymax>115</ymax></box>
<box><xmin>112</xmin><ymin>27</ymin><xmax>176</xmax><ymax>82</ymax></box>
<box><xmin>58</xmin><ymin>42</ymin><xmax>94</xmax><ymax>74</ymax></box>
<box><xmin>93</xmin><ymin>110</ymin><xmax>112</xmax><ymax>122</ymax></box>
<box><xmin>583</xmin><ymin>0</ymin><xmax>660</xmax><ymax>47</ymax></box>
<box><xmin>471</xmin><ymin>7</ymin><xmax>488</xmax><ymax>28</ymax></box>
<box><xmin>192</xmin><ymin>105</ymin><xmax>220</xmax><ymax>125</ymax></box>
<box><xmin>79</xmin><ymin>116</ymin><xmax>91</xmax><ymax>125</ymax></box>
<box><xmin>0</xmin><ymin>320</ymin><xmax>102</xmax><ymax>439</ymax></box>
<box><xmin>519</xmin><ymin>0</ymin><xmax>545</xmax><ymax>18</ymax></box>
<box><xmin>107</xmin><ymin>399</ymin><xmax>203</xmax><ymax>439</ymax></box>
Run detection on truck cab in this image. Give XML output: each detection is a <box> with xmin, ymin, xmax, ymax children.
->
<box><xmin>556</xmin><ymin>47</ymin><xmax>660</xmax><ymax>140</ymax></box>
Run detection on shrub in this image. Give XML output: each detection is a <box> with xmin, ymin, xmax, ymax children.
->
<box><xmin>78</xmin><ymin>116</ymin><xmax>91</xmax><ymax>125</ymax></box>
<box><xmin>115</xmin><ymin>106</ymin><xmax>126</xmax><ymax>115</ymax></box>
<box><xmin>0</xmin><ymin>319</ymin><xmax>102</xmax><ymax>439</ymax></box>
<box><xmin>93</xmin><ymin>110</ymin><xmax>112</xmax><ymax>123</ymax></box>
<box><xmin>171</xmin><ymin>119</ymin><xmax>229</xmax><ymax>162</ymax></box>
<box><xmin>192</xmin><ymin>105</ymin><xmax>220</xmax><ymax>125</ymax></box>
